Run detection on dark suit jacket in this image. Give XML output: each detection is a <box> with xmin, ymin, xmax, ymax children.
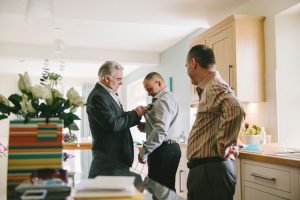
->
<box><xmin>86</xmin><ymin>83</ymin><xmax>140</xmax><ymax>168</ymax></box>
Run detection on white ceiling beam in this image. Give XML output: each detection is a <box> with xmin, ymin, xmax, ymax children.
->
<box><xmin>0</xmin><ymin>42</ymin><xmax>159</xmax><ymax>66</ymax></box>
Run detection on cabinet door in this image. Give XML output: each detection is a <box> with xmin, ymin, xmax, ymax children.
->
<box><xmin>191</xmin><ymin>37</ymin><xmax>206</xmax><ymax>46</ymax></box>
<box><xmin>243</xmin><ymin>186</ymin><xmax>287</xmax><ymax>200</ymax></box>
<box><xmin>176</xmin><ymin>166</ymin><xmax>188</xmax><ymax>198</ymax></box>
<box><xmin>298</xmin><ymin>173</ymin><xmax>300</xmax><ymax>199</ymax></box>
<box><xmin>207</xmin><ymin>26</ymin><xmax>236</xmax><ymax>91</ymax></box>
<box><xmin>233</xmin><ymin>158</ymin><xmax>241</xmax><ymax>200</ymax></box>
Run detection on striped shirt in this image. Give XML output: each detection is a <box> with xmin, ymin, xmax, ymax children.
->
<box><xmin>187</xmin><ymin>71</ymin><xmax>245</xmax><ymax>160</ymax></box>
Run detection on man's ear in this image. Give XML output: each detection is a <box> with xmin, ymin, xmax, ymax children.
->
<box><xmin>156</xmin><ymin>80</ymin><xmax>161</xmax><ymax>87</ymax></box>
<box><xmin>191</xmin><ymin>58</ymin><xmax>198</xmax><ymax>69</ymax></box>
<box><xmin>104</xmin><ymin>76</ymin><xmax>110</xmax><ymax>83</ymax></box>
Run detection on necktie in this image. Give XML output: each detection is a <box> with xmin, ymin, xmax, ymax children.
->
<box><xmin>115</xmin><ymin>93</ymin><xmax>123</xmax><ymax>111</ymax></box>
<box><xmin>146</xmin><ymin>97</ymin><xmax>157</xmax><ymax>111</ymax></box>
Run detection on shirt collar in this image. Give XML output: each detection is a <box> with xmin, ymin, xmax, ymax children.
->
<box><xmin>98</xmin><ymin>82</ymin><xmax>115</xmax><ymax>94</ymax></box>
<box><xmin>197</xmin><ymin>71</ymin><xmax>221</xmax><ymax>90</ymax></box>
<box><xmin>153</xmin><ymin>87</ymin><xmax>169</xmax><ymax>100</ymax></box>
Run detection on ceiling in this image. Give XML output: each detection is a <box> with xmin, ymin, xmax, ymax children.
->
<box><xmin>0</xmin><ymin>0</ymin><xmax>249</xmax><ymax>78</ymax></box>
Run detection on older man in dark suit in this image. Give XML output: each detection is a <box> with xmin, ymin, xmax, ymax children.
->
<box><xmin>87</xmin><ymin>61</ymin><xmax>146</xmax><ymax>178</ymax></box>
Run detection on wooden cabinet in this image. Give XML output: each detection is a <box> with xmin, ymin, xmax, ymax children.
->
<box><xmin>234</xmin><ymin>158</ymin><xmax>242</xmax><ymax>200</ymax></box>
<box><xmin>176</xmin><ymin>144</ymin><xmax>189</xmax><ymax>198</ymax></box>
<box><xmin>241</xmin><ymin>159</ymin><xmax>300</xmax><ymax>200</ymax></box>
<box><xmin>243</xmin><ymin>186</ymin><xmax>287</xmax><ymax>200</ymax></box>
<box><xmin>176</xmin><ymin>163</ymin><xmax>189</xmax><ymax>198</ymax></box>
<box><xmin>298</xmin><ymin>172</ymin><xmax>300</xmax><ymax>197</ymax></box>
<box><xmin>190</xmin><ymin>15</ymin><xmax>266</xmax><ymax>103</ymax></box>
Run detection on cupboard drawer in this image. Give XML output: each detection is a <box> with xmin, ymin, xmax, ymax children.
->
<box><xmin>298</xmin><ymin>172</ymin><xmax>300</xmax><ymax>196</ymax></box>
<box><xmin>242</xmin><ymin>163</ymin><xmax>291</xmax><ymax>193</ymax></box>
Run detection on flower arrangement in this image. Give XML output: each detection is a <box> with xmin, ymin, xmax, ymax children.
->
<box><xmin>63</xmin><ymin>133</ymin><xmax>78</xmax><ymax>143</ymax></box>
<box><xmin>0</xmin><ymin>67</ymin><xmax>85</xmax><ymax>133</ymax></box>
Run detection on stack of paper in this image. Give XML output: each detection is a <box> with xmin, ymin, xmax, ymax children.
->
<box><xmin>73</xmin><ymin>176</ymin><xmax>142</xmax><ymax>200</ymax></box>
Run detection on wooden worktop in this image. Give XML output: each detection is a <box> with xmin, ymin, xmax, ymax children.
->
<box><xmin>63</xmin><ymin>142</ymin><xmax>92</xmax><ymax>150</ymax></box>
<box><xmin>62</xmin><ymin>142</ymin><xmax>300</xmax><ymax>168</ymax></box>
<box><xmin>239</xmin><ymin>151</ymin><xmax>300</xmax><ymax>168</ymax></box>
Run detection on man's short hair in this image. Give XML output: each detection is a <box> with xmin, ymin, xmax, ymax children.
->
<box><xmin>188</xmin><ymin>45</ymin><xmax>216</xmax><ymax>69</ymax></box>
<box><xmin>98</xmin><ymin>61</ymin><xmax>123</xmax><ymax>79</ymax></box>
<box><xmin>144</xmin><ymin>72</ymin><xmax>165</xmax><ymax>82</ymax></box>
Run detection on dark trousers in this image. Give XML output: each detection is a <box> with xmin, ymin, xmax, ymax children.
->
<box><xmin>148</xmin><ymin>142</ymin><xmax>181</xmax><ymax>191</ymax></box>
<box><xmin>187</xmin><ymin>158</ymin><xmax>236</xmax><ymax>200</ymax></box>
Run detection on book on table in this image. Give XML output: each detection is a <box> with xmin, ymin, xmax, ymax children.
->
<box><xmin>73</xmin><ymin>176</ymin><xmax>142</xmax><ymax>199</ymax></box>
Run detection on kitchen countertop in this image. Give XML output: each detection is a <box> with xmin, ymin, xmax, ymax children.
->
<box><xmin>62</xmin><ymin>142</ymin><xmax>300</xmax><ymax>168</ymax></box>
<box><xmin>63</xmin><ymin>142</ymin><xmax>92</xmax><ymax>150</ymax></box>
<box><xmin>239</xmin><ymin>150</ymin><xmax>300</xmax><ymax>168</ymax></box>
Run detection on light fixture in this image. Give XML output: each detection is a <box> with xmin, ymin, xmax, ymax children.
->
<box><xmin>25</xmin><ymin>0</ymin><xmax>55</xmax><ymax>25</ymax></box>
<box><xmin>59</xmin><ymin>61</ymin><xmax>65</xmax><ymax>72</ymax></box>
<box><xmin>59</xmin><ymin>61</ymin><xmax>65</xmax><ymax>94</ymax></box>
<box><xmin>53</xmin><ymin>39</ymin><xmax>65</xmax><ymax>54</ymax></box>
<box><xmin>43</xmin><ymin>58</ymin><xmax>50</xmax><ymax>69</ymax></box>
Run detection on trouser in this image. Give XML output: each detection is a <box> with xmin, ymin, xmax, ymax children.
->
<box><xmin>148</xmin><ymin>142</ymin><xmax>181</xmax><ymax>191</ymax></box>
<box><xmin>187</xmin><ymin>158</ymin><xmax>236</xmax><ymax>200</ymax></box>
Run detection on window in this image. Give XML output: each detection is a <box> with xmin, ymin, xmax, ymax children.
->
<box><xmin>126</xmin><ymin>79</ymin><xmax>147</xmax><ymax>143</ymax></box>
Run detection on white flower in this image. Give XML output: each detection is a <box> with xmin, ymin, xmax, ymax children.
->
<box><xmin>52</xmin><ymin>89</ymin><xmax>63</xmax><ymax>99</ymax></box>
<box><xmin>70</xmin><ymin>107</ymin><xmax>78</xmax><ymax>113</ymax></box>
<box><xmin>18</xmin><ymin>72</ymin><xmax>32</xmax><ymax>94</ymax></box>
<box><xmin>31</xmin><ymin>85</ymin><xmax>52</xmax><ymax>100</ymax></box>
<box><xmin>20</xmin><ymin>95</ymin><xmax>36</xmax><ymax>114</ymax></box>
<box><xmin>0</xmin><ymin>94</ymin><xmax>10</xmax><ymax>106</ymax></box>
<box><xmin>66</xmin><ymin>87</ymin><xmax>84</xmax><ymax>107</ymax></box>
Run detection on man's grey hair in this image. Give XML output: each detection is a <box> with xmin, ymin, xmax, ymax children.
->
<box><xmin>98</xmin><ymin>61</ymin><xmax>124</xmax><ymax>80</ymax></box>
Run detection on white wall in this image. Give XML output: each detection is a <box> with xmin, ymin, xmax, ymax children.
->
<box><xmin>276</xmin><ymin>12</ymin><xmax>300</xmax><ymax>147</ymax></box>
<box><xmin>232</xmin><ymin>0</ymin><xmax>300</xmax><ymax>142</ymax></box>
<box><xmin>0</xmin><ymin>74</ymin><xmax>18</xmax><ymax>199</ymax></box>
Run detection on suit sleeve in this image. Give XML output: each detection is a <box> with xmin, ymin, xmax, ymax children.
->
<box><xmin>88</xmin><ymin>93</ymin><xmax>141</xmax><ymax>132</ymax></box>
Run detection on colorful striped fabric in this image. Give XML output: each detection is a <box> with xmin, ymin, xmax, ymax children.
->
<box><xmin>7</xmin><ymin>118</ymin><xmax>64</xmax><ymax>193</ymax></box>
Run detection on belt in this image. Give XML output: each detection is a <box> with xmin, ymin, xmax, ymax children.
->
<box><xmin>187</xmin><ymin>157</ymin><xmax>223</xmax><ymax>169</ymax></box>
<box><xmin>162</xmin><ymin>139</ymin><xmax>177</xmax><ymax>145</ymax></box>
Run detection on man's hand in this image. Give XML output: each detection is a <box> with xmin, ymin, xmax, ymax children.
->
<box><xmin>137</xmin><ymin>122</ymin><xmax>145</xmax><ymax>132</ymax></box>
<box><xmin>224</xmin><ymin>145</ymin><xmax>239</xmax><ymax>160</ymax></box>
<box><xmin>134</xmin><ymin>106</ymin><xmax>147</xmax><ymax>117</ymax></box>
<box><xmin>138</xmin><ymin>154</ymin><xmax>146</xmax><ymax>164</ymax></box>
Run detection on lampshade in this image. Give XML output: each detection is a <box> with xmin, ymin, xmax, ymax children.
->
<box><xmin>25</xmin><ymin>0</ymin><xmax>55</xmax><ymax>25</ymax></box>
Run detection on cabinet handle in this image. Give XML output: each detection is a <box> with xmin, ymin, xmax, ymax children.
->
<box><xmin>179</xmin><ymin>170</ymin><xmax>184</xmax><ymax>193</ymax></box>
<box><xmin>250</xmin><ymin>173</ymin><xmax>276</xmax><ymax>182</ymax></box>
<box><xmin>228</xmin><ymin>65</ymin><xmax>234</xmax><ymax>90</ymax></box>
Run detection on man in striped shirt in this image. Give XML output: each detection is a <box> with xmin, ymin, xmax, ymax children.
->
<box><xmin>185</xmin><ymin>45</ymin><xmax>245</xmax><ymax>200</ymax></box>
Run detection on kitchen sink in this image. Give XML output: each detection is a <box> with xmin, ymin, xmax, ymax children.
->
<box><xmin>271</xmin><ymin>151</ymin><xmax>300</xmax><ymax>159</ymax></box>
